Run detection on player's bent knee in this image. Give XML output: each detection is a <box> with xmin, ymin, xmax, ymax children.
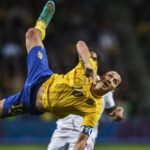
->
<box><xmin>26</xmin><ymin>28</ymin><xmax>40</xmax><ymax>39</ymax></box>
<box><xmin>26</xmin><ymin>28</ymin><xmax>33</xmax><ymax>39</ymax></box>
<box><xmin>25</xmin><ymin>28</ymin><xmax>43</xmax><ymax>53</ymax></box>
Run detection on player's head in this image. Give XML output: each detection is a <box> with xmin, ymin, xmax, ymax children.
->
<box><xmin>92</xmin><ymin>71</ymin><xmax>121</xmax><ymax>96</ymax></box>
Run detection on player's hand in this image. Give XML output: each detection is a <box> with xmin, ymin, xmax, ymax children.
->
<box><xmin>76</xmin><ymin>40</ymin><xmax>98</xmax><ymax>85</ymax></box>
<box><xmin>84</xmin><ymin>63</ymin><xmax>97</xmax><ymax>85</ymax></box>
<box><xmin>109</xmin><ymin>106</ymin><xmax>124</xmax><ymax>122</ymax></box>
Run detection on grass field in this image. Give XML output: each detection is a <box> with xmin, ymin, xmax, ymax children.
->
<box><xmin>0</xmin><ymin>145</ymin><xmax>150</xmax><ymax>150</ymax></box>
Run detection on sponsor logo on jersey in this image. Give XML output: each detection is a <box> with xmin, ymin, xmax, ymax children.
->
<box><xmin>37</xmin><ymin>51</ymin><xmax>43</xmax><ymax>59</ymax></box>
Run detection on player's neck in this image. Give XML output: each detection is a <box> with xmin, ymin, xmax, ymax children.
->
<box><xmin>90</xmin><ymin>86</ymin><xmax>102</xmax><ymax>98</ymax></box>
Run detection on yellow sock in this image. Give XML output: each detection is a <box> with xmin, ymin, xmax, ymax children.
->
<box><xmin>35</xmin><ymin>20</ymin><xmax>46</xmax><ymax>40</ymax></box>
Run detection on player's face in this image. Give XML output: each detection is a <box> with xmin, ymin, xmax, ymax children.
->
<box><xmin>93</xmin><ymin>71</ymin><xmax>121</xmax><ymax>96</ymax></box>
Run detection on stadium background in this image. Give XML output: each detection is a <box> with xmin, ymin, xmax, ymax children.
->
<box><xmin>0</xmin><ymin>0</ymin><xmax>150</xmax><ymax>149</ymax></box>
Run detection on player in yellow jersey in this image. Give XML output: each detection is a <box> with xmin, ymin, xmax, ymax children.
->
<box><xmin>0</xmin><ymin>1</ymin><xmax>121</xmax><ymax>150</ymax></box>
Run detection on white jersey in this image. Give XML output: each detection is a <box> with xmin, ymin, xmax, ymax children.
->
<box><xmin>48</xmin><ymin>91</ymin><xmax>115</xmax><ymax>150</ymax></box>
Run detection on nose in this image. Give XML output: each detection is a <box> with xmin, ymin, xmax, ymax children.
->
<box><xmin>107</xmin><ymin>79</ymin><xmax>111</xmax><ymax>84</ymax></box>
<box><xmin>110</xmin><ymin>77</ymin><xmax>114</xmax><ymax>82</ymax></box>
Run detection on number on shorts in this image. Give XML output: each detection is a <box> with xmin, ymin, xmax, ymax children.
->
<box><xmin>8</xmin><ymin>104</ymin><xmax>23</xmax><ymax>116</ymax></box>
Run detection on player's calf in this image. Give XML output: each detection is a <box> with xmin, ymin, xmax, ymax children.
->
<box><xmin>26</xmin><ymin>1</ymin><xmax>55</xmax><ymax>52</ymax></box>
<box><xmin>35</xmin><ymin>0</ymin><xmax>55</xmax><ymax>40</ymax></box>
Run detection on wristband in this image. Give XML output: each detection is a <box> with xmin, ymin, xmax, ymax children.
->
<box><xmin>81</xmin><ymin>125</ymin><xmax>93</xmax><ymax>136</ymax></box>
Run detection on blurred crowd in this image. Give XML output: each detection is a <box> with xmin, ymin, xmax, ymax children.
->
<box><xmin>0</xmin><ymin>0</ymin><xmax>150</xmax><ymax>119</ymax></box>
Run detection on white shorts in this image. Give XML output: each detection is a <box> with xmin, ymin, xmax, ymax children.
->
<box><xmin>47</xmin><ymin>135</ymin><xmax>95</xmax><ymax>150</ymax></box>
<box><xmin>47</xmin><ymin>91</ymin><xmax>115</xmax><ymax>150</ymax></box>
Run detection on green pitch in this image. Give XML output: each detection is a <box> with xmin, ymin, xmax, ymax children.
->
<box><xmin>94</xmin><ymin>145</ymin><xmax>150</xmax><ymax>150</ymax></box>
<box><xmin>0</xmin><ymin>145</ymin><xmax>46</xmax><ymax>150</ymax></box>
<box><xmin>0</xmin><ymin>144</ymin><xmax>150</xmax><ymax>150</ymax></box>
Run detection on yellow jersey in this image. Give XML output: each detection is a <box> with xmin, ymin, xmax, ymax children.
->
<box><xmin>42</xmin><ymin>57</ymin><xmax>103</xmax><ymax>127</ymax></box>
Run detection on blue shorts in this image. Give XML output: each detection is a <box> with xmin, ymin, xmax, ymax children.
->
<box><xmin>2</xmin><ymin>46</ymin><xmax>54</xmax><ymax>118</ymax></box>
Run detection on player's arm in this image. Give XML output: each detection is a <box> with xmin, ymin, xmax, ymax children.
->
<box><xmin>74</xmin><ymin>125</ymin><xmax>93</xmax><ymax>150</ymax></box>
<box><xmin>76</xmin><ymin>41</ymin><xmax>91</xmax><ymax>65</ymax></box>
<box><xmin>103</xmin><ymin>91</ymin><xmax>124</xmax><ymax>122</ymax></box>
<box><xmin>74</xmin><ymin>113</ymin><xmax>99</xmax><ymax>150</ymax></box>
<box><xmin>73</xmin><ymin>132</ymin><xmax>88</xmax><ymax>150</ymax></box>
<box><xmin>76</xmin><ymin>41</ymin><xmax>97</xmax><ymax>84</ymax></box>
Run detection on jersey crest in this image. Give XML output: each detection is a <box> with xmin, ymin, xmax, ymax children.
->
<box><xmin>37</xmin><ymin>51</ymin><xmax>43</xmax><ymax>59</ymax></box>
<box><xmin>86</xmin><ymin>99</ymin><xmax>95</xmax><ymax>106</ymax></box>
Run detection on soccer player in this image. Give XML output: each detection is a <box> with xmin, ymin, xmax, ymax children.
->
<box><xmin>47</xmin><ymin>52</ymin><xmax>124</xmax><ymax>150</ymax></box>
<box><xmin>0</xmin><ymin>1</ymin><xmax>121</xmax><ymax>150</ymax></box>
<box><xmin>48</xmin><ymin>93</ymin><xmax>124</xmax><ymax>150</ymax></box>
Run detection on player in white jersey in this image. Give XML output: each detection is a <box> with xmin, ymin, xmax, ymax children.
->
<box><xmin>47</xmin><ymin>91</ymin><xmax>124</xmax><ymax>150</ymax></box>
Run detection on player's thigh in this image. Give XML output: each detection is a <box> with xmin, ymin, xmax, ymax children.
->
<box><xmin>26</xmin><ymin>46</ymin><xmax>53</xmax><ymax>83</ymax></box>
<box><xmin>1</xmin><ymin>92</ymin><xmax>25</xmax><ymax>118</ymax></box>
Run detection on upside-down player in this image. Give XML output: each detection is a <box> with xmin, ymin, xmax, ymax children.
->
<box><xmin>47</xmin><ymin>51</ymin><xmax>124</xmax><ymax>150</ymax></box>
<box><xmin>48</xmin><ymin>92</ymin><xmax>124</xmax><ymax>150</ymax></box>
<box><xmin>0</xmin><ymin>1</ymin><xmax>121</xmax><ymax>150</ymax></box>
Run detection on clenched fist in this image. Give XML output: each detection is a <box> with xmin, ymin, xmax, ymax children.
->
<box><xmin>109</xmin><ymin>106</ymin><xmax>124</xmax><ymax>122</ymax></box>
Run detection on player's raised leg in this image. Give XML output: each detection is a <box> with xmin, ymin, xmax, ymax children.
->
<box><xmin>26</xmin><ymin>0</ymin><xmax>55</xmax><ymax>53</ymax></box>
<box><xmin>0</xmin><ymin>1</ymin><xmax>56</xmax><ymax>119</ymax></box>
<box><xmin>35</xmin><ymin>0</ymin><xmax>55</xmax><ymax>40</ymax></box>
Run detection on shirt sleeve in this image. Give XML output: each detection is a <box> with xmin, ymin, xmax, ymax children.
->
<box><xmin>79</xmin><ymin>56</ymin><xmax>98</xmax><ymax>73</ymax></box>
<box><xmin>82</xmin><ymin>112</ymin><xmax>101</xmax><ymax>128</ymax></box>
<box><xmin>103</xmin><ymin>91</ymin><xmax>115</xmax><ymax>109</ymax></box>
